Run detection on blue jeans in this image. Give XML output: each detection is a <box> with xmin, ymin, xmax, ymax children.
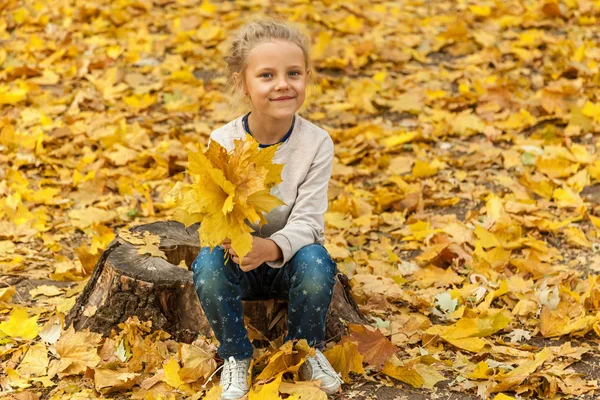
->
<box><xmin>191</xmin><ymin>243</ymin><xmax>337</xmax><ymax>360</ymax></box>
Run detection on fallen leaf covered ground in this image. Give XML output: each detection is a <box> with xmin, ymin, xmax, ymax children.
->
<box><xmin>1</xmin><ymin>0</ymin><xmax>600</xmax><ymax>399</ymax></box>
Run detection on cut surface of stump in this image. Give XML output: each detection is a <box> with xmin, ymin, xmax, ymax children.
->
<box><xmin>66</xmin><ymin>221</ymin><xmax>367</xmax><ymax>344</ymax></box>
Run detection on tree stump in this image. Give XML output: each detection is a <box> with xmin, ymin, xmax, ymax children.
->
<box><xmin>66</xmin><ymin>221</ymin><xmax>368</xmax><ymax>344</ymax></box>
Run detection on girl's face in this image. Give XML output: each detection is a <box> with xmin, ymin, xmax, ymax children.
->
<box><xmin>238</xmin><ymin>40</ymin><xmax>308</xmax><ymax>120</ymax></box>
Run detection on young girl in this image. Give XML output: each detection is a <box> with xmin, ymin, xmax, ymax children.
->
<box><xmin>190</xmin><ymin>19</ymin><xmax>342</xmax><ymax>399</ymax></box>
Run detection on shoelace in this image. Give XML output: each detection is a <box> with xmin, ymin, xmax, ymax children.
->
<box><xmin>202</xmin><ymin>361</ymin><xmax>225</xmax><ymax>389</ymax></box>
<box><xmin>202</xmin><ymin>356</ymin><xmax>248</xmax><ymax>390</ymax></box>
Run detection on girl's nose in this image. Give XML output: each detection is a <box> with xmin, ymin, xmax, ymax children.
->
<box><xmin>275</xmin><ymin>77</ymin><xmax>290</xmax><ymax>90</ymax></box>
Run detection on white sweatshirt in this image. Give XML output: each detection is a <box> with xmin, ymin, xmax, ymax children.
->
<box><xmin>208</xmin><ymin>113</ymin><xmax>334</xmax><ymax>268</ymax></box>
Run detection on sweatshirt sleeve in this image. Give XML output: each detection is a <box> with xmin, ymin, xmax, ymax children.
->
<box><xmin>266</xmin><ymin>135</ymin><xmax>334</xmax><ymax>268</ymax></box>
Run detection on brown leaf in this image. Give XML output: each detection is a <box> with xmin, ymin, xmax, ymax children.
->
<box><xmin>348</xmin><ymin>324</ymin><xmax>397</xmax><ymax>369</ymax></box>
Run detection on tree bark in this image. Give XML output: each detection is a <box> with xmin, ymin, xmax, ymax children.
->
<box><xmin>66</xmin><ymin>221</ymin><xmax>367</xmax><ymax>344</ymax></box>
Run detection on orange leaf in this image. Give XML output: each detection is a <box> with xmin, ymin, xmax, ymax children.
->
<box><xmin>348</xmin><ymin>324</ymin><xmax>397</xmax><ymax>369</ymax></box>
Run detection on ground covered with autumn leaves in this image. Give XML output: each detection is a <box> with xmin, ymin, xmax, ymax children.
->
<box><xmin>2</xmin><ymin>0</ymin><xmax>600</xmax><ymax>399</ymax></box>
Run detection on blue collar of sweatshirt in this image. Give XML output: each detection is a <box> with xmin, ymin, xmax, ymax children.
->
<box><xmin>242</xmin><ymin>112</ymin><xmax>295</xmax><ymax>148</ymax></box>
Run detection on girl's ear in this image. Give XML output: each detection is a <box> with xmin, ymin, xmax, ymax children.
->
<box><xmin>232</xmin><ymin>72</ymin><xmax>246</xmax><ymax>94</ymax></box>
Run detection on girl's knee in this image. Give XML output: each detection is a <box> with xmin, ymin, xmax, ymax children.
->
<box><xmin>292</xmin><ymin>244</ymin><xmax>337</xmax><ymax>276</ymax></box>
<box><xmin>290</xmin><ymin>244</ymin><xmax>337</xmax><ymax>295</ymax></box>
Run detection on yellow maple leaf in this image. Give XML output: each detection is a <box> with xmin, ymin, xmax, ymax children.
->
<box><xmin>17</xmin><ymin>343</ymin><xmax>49</xmax><ymax>377</ymax></box>
<box><xmin>136</xmin><ymin>231</ymin><xmax>168</xmax><ymax>259</ymax></box>
<box><xmin>452</xmin><ymin>111</ymin><xmax>486</xmax><ymax>136</ymax></box>
<box><xmin>389</xmin><ymin>92</ymin><xmax>424</xmax><ymax>113</ymax></box>
<box><xmin>338</xmin><ymin>15</ymin><xmax>364</xmax><ymax>33</ymax></box>
<box><xmin>74</xmin><ymin>244</ymin><xmax>100</xmax><ymax>275</ymax></box>
<box><xmin>119</xmin><ymin>229</ymin><xmax>147</xmax><ymax>245</ymax></box>
<box><xmin>411</xmin><ymin>159</ymin><xmax>440</xmax><ymax>178</ymax></box>
<box><xmin>279</xmin><ymin>381</ymin><xmax>327</xmax><ymax>400</ymax></box>
<box><xmin>588</xmin><ymin>213</ymin><xmax>600</xmax><ymax>229</ymax></box>
<box><xmin>323</xmin><ymin>339</ymin><xmax>365</xmax><ymax>383</ymax></box>
<box><xmin>89</xmin><ymin>222</ymin><xmax>116</xmax><ymax>255</ymax></box>
<box><xmin>49</xmin><ymin>258</ymin><xmax>87</xmax><ymax>282</ymax></box>
<box><xmin>414</xmin><ymin>363</ymin><xmax>446</xmax><ymax>389</ymax></box>
<box><xmin>582</xmin><ymin>101</ymin><xmax>600</xmax><ymax>123</ymax></box>
<box><xmin>494</xmin><ymin>394</ymin><xmax>517</xmax><ymax>400</ymax></box>
<box><xmin>501</xmin><ymin>109</ymin><xmax>536</xmax><ymax>130</ymax></box>
<box><xmin>167</xmin><ymin>134</ymin><xmax>284</xmax><ymax>264</ymax></box>
<box><xmin>536</xmin><ymin>157</ymin><xmax>578</xmax><ymax>179</ymax></box>
<box><xmin>0</xmin><ymin>307</ymin><xmax>39</xmax><ymax>340</ymax></box>
<box><xmin>106</xmin><ymin>44</ymin><xmax>122</xmax><ymax>59</ymax></box>
<box><xmin>0</xmin><ymin>286</ymin><xmax>16</xmax><ymax>302</ymax></box>
<box><xmin>123</xmin><ymin>93</ymin><xmax>157</xmax><ymax>111</ymax></box>
<box><xmin>312</xmin><ymin>31</ymin><xmax>332</xmax><ymax>60</ymax></box>
<box><xmin>347</xmin><ymin>79</ymin><xmax>379</xmax><ymax>113</ymax></box>
<box><xmin>474</xmin><ymin>246</ymin><xmax>511</xmax><ymax>272</ymax></box>
<box><xmin>54</xmin><ymin>326</ymin><xmax>102</xmax><ymax>377</ymax></box>
<box><xmin>5</xmin><ymin>368</ymin><xmax>30</xmax><ymax>389</ymax></box>
<box><xmin>94</xmin><ymin>368</ymin><xmax>139</xmax><ymax>394</ymax></box>
<box><xmin>256</xmin><ymin>339</ymin><xmax>313</xmax><ymax>382</ymax></box>
<box><xmin>163</xmin><ymin>357</ymin><xmax>186</xmax><ymax>390</ymax></box>
<box><xmin>382</xmin><ymin>360</ymin><xmax>424</xmax><ymax>388</ymax></box>
<box><xmin>381</xmin><ymin>131</ymin><xmax>417</xmax><ymax>149</ymax></box>
<box><xmin>425</xmin><ymin>310</ymin><xmax>511</xmax><ymax>352</ymax></box>
<box><xmin>588</xmin><ymin>161</ymin><xmax>600</xmax><ymax>181</ymax></box>
<box><xmin>553</xmin><ymin>187</ymin><xmax>584</xmax><ymax>208</ymax></box>
<box><xmin>539</xmin><ymin>300</ymin><xmax>596</xmax><ymax>338</ymax></box>
<box><xmin>470</xmin><ymin>5</ymin><xmax>492</xmax><ymax>16</ymax></box>
<box><xmin>249</xmin><ymin>372</ymin><xmax>283</xmax><ymax>400</ymax></box>
<box><xmin>324</xmin><ymin>212</ymin><xmax>353</xmax><ymax>229</ymax></box>
<box><xmin>569</xmin><ymin>144</ymin><xmax>594</xmax><ymax>164</ymax></box>
<box><xmin>29</xmin><ymin>285</ymin><xmax>63</xmax><ymax>299</ymax></box>
<box><xmin>203</xmin><ymin>385</ymin><xmax>222</xmax><ymax>400</ymax></box>
<box><xmin>491</xmin><ymin>348</ymin><xmax>553</xmax><ymax>393</ymax></box>
<box><xmin>178</xmin><ymin>343</ymin><xmax>217</xmax><ymax>383</ymax></box>
<box><xmin>0</xmin><ymin>83</ymin><xmax>28</xmax><ymax>105</ymax></box>
<box><xmin>119</xmin><ymin>229</ymin><xmax>167</xmax><ymax>259</ymax></box>
<box><xmin>474</xmin><ymin>225</ymin><xmax>501</xmax><ymax>248</ymax></box>
<box><xmin>412</xmin><ymin>265</ymin><xmax>464</xmax><ymax>288</ymax></box>
<box><xmin>566</xmin><ymin>169</ymin><xmax>590</xmax><ymax>193</ymax></box>
<box><xmin>468</xmin><ymin>361</ymin><xmax>491</xmax><ymax>379</ymax></box>
<box><xmin>564</xmin><ymin>226</ymin><xmax>591</xmax><ymax>248</ymax></box>
<box><xmin>68</xmin><ymin>207</ymin><xmax>118</xmax><ymax>230</ymax></box>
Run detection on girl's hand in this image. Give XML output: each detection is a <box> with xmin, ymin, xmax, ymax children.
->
<box><xmin>221</xmin><ymin>237</ymin><xmax>282</xmax><ymax>272</ymax></box>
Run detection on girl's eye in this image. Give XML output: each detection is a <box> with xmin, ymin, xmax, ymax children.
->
<box><xmin>260</xmin><ymin>73</ymin><xmax>272</xmax><ymax>78</ymax></box>
<box><xmin>289</xmin><ymin>71</ymin><xmax>300</xmax><ymax>76</ymax></box>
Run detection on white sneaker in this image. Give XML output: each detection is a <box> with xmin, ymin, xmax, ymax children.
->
<box><xmin>218</xmin><ymin>356</ymin><xmax>251</xmax><ymax>400</ymax></box>
<box><xmin>299</xmin><ymin>349</ymin><xmax>343</xmax><ymax>395</ymax></box>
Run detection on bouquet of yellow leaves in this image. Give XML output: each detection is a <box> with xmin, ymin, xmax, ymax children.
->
<box><xmin>165</xmin><ymin>134</ymin><xmax>285</xmax><ymax>264</ymax></box>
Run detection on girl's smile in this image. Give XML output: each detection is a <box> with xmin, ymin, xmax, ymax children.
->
<box><xmin>271</xmin><ymin>95</ymin><xmax>295</xmax><ymax>101</ymax></box>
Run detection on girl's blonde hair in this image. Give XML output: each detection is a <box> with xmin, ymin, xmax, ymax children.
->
<box><xmin>223</xmin><ymin>19</ymin><xmax>313</xmax><ymax>112</ymax></box>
